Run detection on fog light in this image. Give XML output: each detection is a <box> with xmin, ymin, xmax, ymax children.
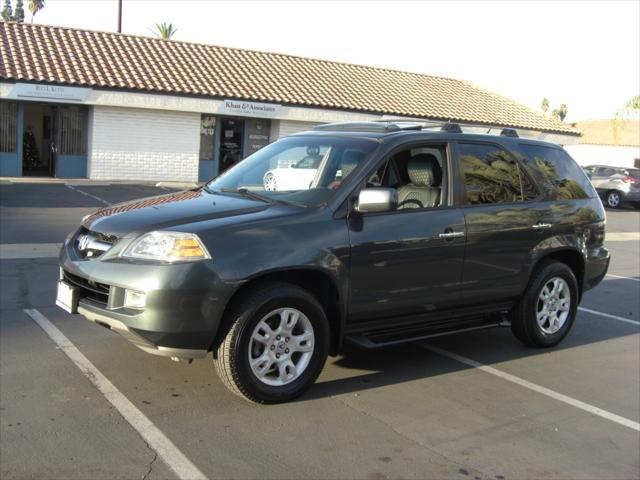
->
<box><xmin>124</xmin><ymin>289</ymin><xmax>146</xmax><ymax>310</ymax></box>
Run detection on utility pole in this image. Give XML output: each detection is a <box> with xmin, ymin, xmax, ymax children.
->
<box><xmin>117</xmin><ymin>0</ymin><xmax>122</xmax><ymax>33</ymax></box>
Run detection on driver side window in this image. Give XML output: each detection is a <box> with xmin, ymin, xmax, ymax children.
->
<box><xmin>370</xmin><ymin>145</ymin><xmax>448</xmax><ymax>210</ymax></box>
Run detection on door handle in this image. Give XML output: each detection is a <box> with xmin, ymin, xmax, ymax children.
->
<box><xmin>438</xmin><ymin>231</ymin><xmax>465</xmax><ymax>239</ymax></box>
<box><xmin>532</xmin><ymin>223</ymin><xmax>552</xmax><ymax>230</ymax></box>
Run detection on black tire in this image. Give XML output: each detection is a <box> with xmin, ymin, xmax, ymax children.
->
<box><xmin>606</xmin><ymin>190</ymin><xmax>623</xmax><ymax>209</ymax></box>
<box><xmin>511</xmin><ymin>260</ymin><xmax>579</xmax><ymax>348</ymax></box>
<box><xmin>214</xmin><ymin>282</ymin><xmax>329</xmax><ymax>403</ymax></box>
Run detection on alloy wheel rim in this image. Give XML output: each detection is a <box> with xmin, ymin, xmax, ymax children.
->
<box><xmin>264</xmin><ymin>174</ymin><xmax>277</xmax><ymax>191</ymax></box>
<box><xmin>248</xmin><ymin>308</ymin><xmax>314</xmax><ymax>386</ymax></box>
<box><xmin>608</xmin><ymin>192</ymin><xmax>620</xmax><ymax>207</ymax></box>
<box><xmin>536</xmin><ymin>277</ymin><xmax>571</xmax><ymax>334</ymax></box>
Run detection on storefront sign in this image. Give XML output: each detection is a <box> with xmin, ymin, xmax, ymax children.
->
<box><xmin>8</xmin><ymin>83</ymin><xmax>92</xmax><ymax>103</ymax></box>
<box><xmin>219</xmin><ymin>99</ymin><xmax>281</xmax><ymax>118</ymax></box>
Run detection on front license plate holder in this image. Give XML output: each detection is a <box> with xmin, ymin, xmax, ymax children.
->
<box><xmin>56</xmin><ymin>280</ymin><xmax>78</xmax><ymax>314</ymax></box>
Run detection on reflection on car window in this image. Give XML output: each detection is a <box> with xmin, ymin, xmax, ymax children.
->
<box><xmin>459</xmin><ymin>144</ymin><xmax>526</xmax><ymax>204</ymax></box>
<box><xmin>207</xmin><ymin>136</ymin><xmax>377</xmax><ymax>207</ymax></box>
<box><xmin>521</xmin><ymin>145</ymin><xmax>593</xmax><ymax>200</ymax></box>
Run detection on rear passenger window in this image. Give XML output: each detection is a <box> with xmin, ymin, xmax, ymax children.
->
<box><xmin>521</xmin><ymin>145</ymin><xmax>593</xmax><ymax>200</ymax></box>
<box><xmin>459</xmin><ymin>143</ymin><xmax>534</xmax><ymax>204</ymax></box>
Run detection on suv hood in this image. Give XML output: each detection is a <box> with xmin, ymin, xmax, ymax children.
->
<box><xmin>83</xmin><ymin>189</ymin><xmax>270</xmax><ymax>237</ymax></box>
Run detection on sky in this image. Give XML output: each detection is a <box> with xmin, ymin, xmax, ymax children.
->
<box><xmin>27</xmin><ymin>0</ymin><xmax>640</xmax><ymax>123</ymax></box>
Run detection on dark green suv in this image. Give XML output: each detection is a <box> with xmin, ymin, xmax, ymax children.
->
<box><xmin>57</xmin><ymin>122</ymin><xmax>610</xmax><ymax>403</ymax></box>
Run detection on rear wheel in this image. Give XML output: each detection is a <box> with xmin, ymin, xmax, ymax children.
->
<box><xmin>511</xmin><ymin>260</ymin><xmax>578</xmax><ymax>347</ymax></box>
<box><xmin>214</xmin><ymin>283</ymin><xmax>329</xmax><ymax>403</ymax></box>
<box><xmin>606</xmin><ymin>190</ymin><xmax>623</xmax><ymax>208</ymax></box>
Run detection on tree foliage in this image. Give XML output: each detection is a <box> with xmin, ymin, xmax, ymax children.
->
<box><xmin>28</xmin><ymin>0</ymin><xmax>44</xmax><ymax>23</ymax></box>
<box><xmin>154</xmin><ymin>22</ymin><xmax>177</xmax><ymax>40</ymax></box>
<box><xmin>540</xmin><ymin>98</ymin><xmax>550</xmax><ymax>114</ymax></box>
<box><xmin>13</xmin><ymin>0</ymin><xmax>24</xmax><ymax>22</ymax></box>
<box><xmin>1</xmin><ymin>0</ymin><xmax>12</xmax><ymax>20</ymax></box>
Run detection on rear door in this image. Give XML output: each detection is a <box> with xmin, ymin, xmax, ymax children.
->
<box><xmin>455</xmin><ymin>141</ymin><xmax>551</xmax><ymax>307</ymax></box>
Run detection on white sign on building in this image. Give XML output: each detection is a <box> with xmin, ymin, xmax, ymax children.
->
<box><xmin>218</xmin><ymin>99</ymin><xmax>281</xmax><ymax>118</ymax></box>
<box><xmin>8</xmin><ymin>83</ymin><xmax>92</xmax><ymax>103</ymax></box>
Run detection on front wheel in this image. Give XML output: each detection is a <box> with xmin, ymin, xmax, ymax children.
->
<box><xmin>511</xmin><ymin>260</ymin><xmax>578</xmax><ymax>348</ymax></box>
<box><xmin>214</xmin><ymin>283</ymin><xmax>329</xmax><ymax>403</ymax></box>
<box><xmin>606</xmin><ymin>190</ymin><xmax>623</xmax><ymax>208</ymax></box>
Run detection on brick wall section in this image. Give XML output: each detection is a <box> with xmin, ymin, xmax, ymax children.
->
<box><xmin>88</xmin><ymin>106</ymin><xmax>199</xmax><ymax>182</ymax></box>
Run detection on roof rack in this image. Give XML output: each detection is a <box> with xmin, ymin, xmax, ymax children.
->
<box><xmin>312</xmin><ymin>122</ymin><xmax>421</xmax><ymax>133</ymax></box>
<box><xmin>313</xmin><ymin>121</ymin><xmax>521</xmax><ymax>138</ymax></box>
<box><xmin>500</xmin><ymin>128</ymin><xmax>519</xmax><ymax>138</ymax></box>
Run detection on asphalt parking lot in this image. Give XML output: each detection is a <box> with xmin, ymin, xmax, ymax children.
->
<box><xmin>1</xmin><ymin>181</ymin><xmax>638</xmax><ymax>480</ymax></box>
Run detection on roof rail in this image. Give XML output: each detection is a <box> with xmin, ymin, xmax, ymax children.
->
<box><xmin>440</xmin><ymin>123</ymin><xmax>463</xmax><ymax>134</ymax></box>
<box><xmin>313</xmin><ymin>122</ymin><xmax>421</xmax><ymax>133</ymax></box>
<box><xmin>500</xmin><ymin>128</ymin><xmax>519</xmax><ymax>138</ymax></box>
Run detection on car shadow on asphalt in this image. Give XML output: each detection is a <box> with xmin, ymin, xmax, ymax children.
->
<box><xmin>303</xmin><ymin>284</ymin><xmax>639</xmax><ymax>401</ymax></box>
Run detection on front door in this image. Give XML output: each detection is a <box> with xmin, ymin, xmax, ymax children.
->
<box><xmin>218</xmin><ymin>118</ymin><xmax>244</xmax><ymax>174</ymax></box>
<box><xmin>348</xmin><ymin>143</ymin><xmax>466</xmax><ymax>322</ymax></box>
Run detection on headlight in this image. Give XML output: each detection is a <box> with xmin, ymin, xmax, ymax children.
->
<box><xmin>122</xmin><ymin>231</ymin><xmax>211</xmax><ymax>262</ymax></box>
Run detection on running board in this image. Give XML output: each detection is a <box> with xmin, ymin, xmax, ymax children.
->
<box><xmin>346</xmin><ymin>322</ymin><xmax>502</xmax><ymax>349</ymax></box>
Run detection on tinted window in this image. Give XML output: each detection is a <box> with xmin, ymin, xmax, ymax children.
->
<box><xmin>521</xmin><ymin>145</ymin><xmax>593</xmax><ymax>200</ymax></box>
<box><xmin>459</xmin><ymin>143</ymin><xmax>526</xmax><ymax>204</ymax></box>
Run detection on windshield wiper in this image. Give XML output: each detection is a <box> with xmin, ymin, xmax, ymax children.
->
<box><xmin>219</xmin><ymin>187</ymin><xmax>276</xmax><ymax>204</ymax></box>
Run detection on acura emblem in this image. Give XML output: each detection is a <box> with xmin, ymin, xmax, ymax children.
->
<box><xmin>77</xmin><ymin>234</ymin><xmax>91</xmax><ymax>251</ymax></box>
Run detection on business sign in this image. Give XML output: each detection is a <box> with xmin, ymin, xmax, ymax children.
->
<box><xmin>8</xmin><ymin>83</ymin><xmax>92</xmax><ymax>103</ymax></box>
<box><xmin>219</xmin><ymin>99</ymin><xmax>281</xmax><ymax>118</ymax></box>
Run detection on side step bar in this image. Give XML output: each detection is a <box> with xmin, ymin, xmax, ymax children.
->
<box><xmin>347</xmin><ymin>323</ymin><xmax>503</xmax><ymax>348</ymax></box>
<box><xmin>345</xmin><ymin>315</ymin><xmax>509</xmax><ymax>348</ymax></box>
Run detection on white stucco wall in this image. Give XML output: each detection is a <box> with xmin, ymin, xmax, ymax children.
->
<box><xmin>564</xmin><ymin>144</ymin><xmax>640</xmax><ymax>168</ymax></box>
<box><xmin>270</xmin><ymin>120</ymin><xmax>322</xmax><ymax>139</ymax></box>
<box><xmin>88</xmin><ymin>106</ymin><xmax>200</xmax><ymax>182</ymax></box>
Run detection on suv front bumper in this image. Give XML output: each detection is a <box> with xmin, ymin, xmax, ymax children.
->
<box><xmin>59</xmin><ymin>238</ymin><xmax>233</xmax><ymax>361</ymax></box>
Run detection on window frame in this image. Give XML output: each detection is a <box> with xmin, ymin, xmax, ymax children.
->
<box><xmin>453</xmin><ymin>140</ymin><xmax>543</xmax><ymax>208</ymax></box>
<box><xmin>347</xmin><ymin>140</ymin><xmax>454</xmax><ymax>217</ymax></box>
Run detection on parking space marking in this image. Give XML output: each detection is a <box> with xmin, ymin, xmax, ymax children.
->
<box><xmin>606</xmin><ymin>273</ymin><xmax>640</xmax><ymax>282</ymax></box>
<box><xmin>24</xmin><ymin>309</ymin><xmax>208</xmax><ymax>480</ymax></box>
<box><xmin>65</xmin><ymin>184</ymin><xmax>112</xmax><ymax>206</ymax></box>
<box><xmin>578</xmin><ymin>307</ymin><xmax>640</xmax><ymax>326</ymax></box>
<box><xmin>0</xmin><ymin>243</ymin><xmax>61</xmax><ymax>259</ymax></box>
<box><xmin>606</xmin><ymin>232</ymin><xmax>640</xmax><ymax>242</ymax></box>
<box><xmin>421</xmin><ymin>344</ymin><xmax>640</xmax><ymax>432</ymax></box>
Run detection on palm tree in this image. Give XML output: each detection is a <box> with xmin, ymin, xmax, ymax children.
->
<box><xmin>540</xmin><ymin>98</ymin><xmax>550</xmax><ymax>114</ymax></box>
<box><xmin>557</xmin><ymin>104</ymin><xmax>568</xmax><ymax>121</ymax></box>
<box><xmin>154</xmin><ymin>22</ymin><xmax>177</xmax><ymax>40</ymax></box>
<box><xmin>28</xmin><ymin>0</ymin><xmax>44</xmax><ymax>23</ymax></box>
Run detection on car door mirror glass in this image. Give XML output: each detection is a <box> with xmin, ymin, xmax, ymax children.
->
<box><xmin>356</xmin><ymin>188</ymin><xmax>398</xmax><ymax>213</ymax></box>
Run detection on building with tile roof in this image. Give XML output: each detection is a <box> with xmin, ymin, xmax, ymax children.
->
<box><xmin>564</xmin><ymin>119</ymin><xmax>640</xmax><ymax>169</ymax></box>
<box><xmin>1</xmin><ymin>21</ymin><xmax>579</xmax><ymax>181</ymax></box>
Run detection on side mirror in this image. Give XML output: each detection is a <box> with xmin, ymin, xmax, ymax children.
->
<box><xmin>356</xmin><ymin>188</ymin><xmax>397</xmax><ymax>213</ymax></box>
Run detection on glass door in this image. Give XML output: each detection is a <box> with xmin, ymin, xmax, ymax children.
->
<box><xmin>218</xmin><ymin>118</ymin><xmax>244</xmax><ymax>174</ymax></box>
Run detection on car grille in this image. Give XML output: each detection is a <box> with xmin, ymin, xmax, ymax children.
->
<box><xmin>63</xmin><ymin>270</ymin><xmax>110</xmax><ymax>306</ymax></box>
<box><xmin>75</xmin><ymin>227</ymin><xmax>118</xmax><ymax>259</ymax></box>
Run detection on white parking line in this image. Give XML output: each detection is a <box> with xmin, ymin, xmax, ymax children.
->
<box><xmin>24</xmin><ymin>309</ymin><xmax>208</xmax><ymax>480</ymax></box>
<box><xmin>66</xmin><ymin>184</ymin><xmax>112</xmax><ymax>206</ymax></box>
<box><xmin>578</xmin><ymin>307</ymin><xmax>640</xmax><ymax>326</ymax></box>
<box><xmin>421</xmin><ymin>344</ymin><xmax>640</xmax><ymax>432</ymax></box>
<box><xmin>606</xmin><ymin>232</ymin><xmax>640</xmax><ymax>242</ymax></box>
<box><xmin>606</xmin><ymin>273</ymin><xmax>640</xmax><ymax>282</ymax></box>
<box><xmin>0</xmin><ymin>243</ymin><xmax>61</xmax><ymax>259</ymax></box>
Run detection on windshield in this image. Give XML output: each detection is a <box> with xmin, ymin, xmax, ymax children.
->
<box><xmin>206</xmin><ymin>136</ymin><xmax>378</xmax><ymax>206</ymax></box>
